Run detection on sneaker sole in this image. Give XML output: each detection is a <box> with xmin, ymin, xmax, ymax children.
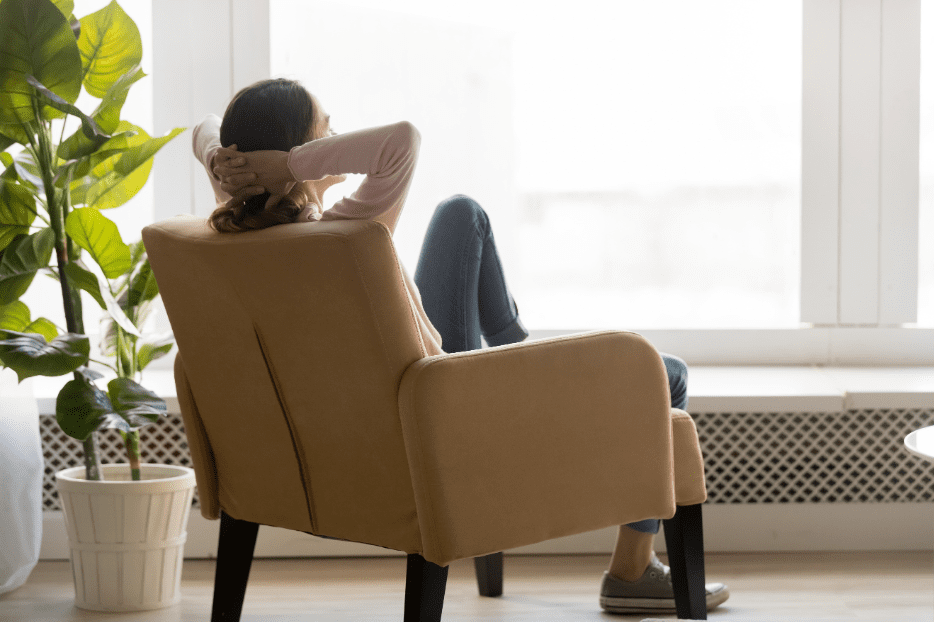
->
<box><xmin>600</xmin><ymin>587</ymin><xmax>730</xmax><ymax>614</ymax></box>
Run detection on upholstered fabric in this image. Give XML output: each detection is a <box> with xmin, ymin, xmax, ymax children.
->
<box><xmin>143</xmin><ymin>215</ymin><xmax>708</xmax><ymax>567</ymax></box>
<box><xmin>671</xmin><ymin>409</ymin><xmax>708</xmax><ymax>506</ymax></box>
<box><xmin>144</xmin><ymin>216</ymin><xmax>425</xmax><ymax>553</ymax></box>
<box><xmin>397</xmin><ymin>331</ymin><xmax>677</xmax><ymax>564</ymax></box>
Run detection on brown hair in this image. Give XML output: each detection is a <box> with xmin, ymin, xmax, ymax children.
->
<box><xmin>208</xmin><ymin>78</ymin><xmax>316</xmax><ymax>233</ymax></box>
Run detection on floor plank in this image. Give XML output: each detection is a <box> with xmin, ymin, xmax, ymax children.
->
<box><xmin>1</xmin><ymin>552</ymin><xmax>931</xmax><ymax>621</ymax></box>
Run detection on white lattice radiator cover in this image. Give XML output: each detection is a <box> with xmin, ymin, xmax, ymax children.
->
<box><xmin>39</xmin><ymin>408</ymin><xmax>934</xmax><ymax>511</ymax></box>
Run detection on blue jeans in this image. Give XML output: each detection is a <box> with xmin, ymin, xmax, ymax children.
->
<box><xmin>414</xmin><ymin>194</ymin><xmax>688</xmax><ymax>536</ymax></box>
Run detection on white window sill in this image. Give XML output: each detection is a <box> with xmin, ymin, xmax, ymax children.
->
<box><xmin>10</xmin><ymin>364</ymin><xmax>933</xmax><ymax>416</ymax></box>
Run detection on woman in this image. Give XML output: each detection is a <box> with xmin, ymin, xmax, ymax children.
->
<box><xmin>195</xmin><ymin>77</ymin><xmax>728</xmax><ymax>615</ymax></box>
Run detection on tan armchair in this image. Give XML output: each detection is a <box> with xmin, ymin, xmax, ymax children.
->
<box><xmin>142</xmin><ymin>216</ymin><xmax>710</xmax><ymax>621</ymax></box>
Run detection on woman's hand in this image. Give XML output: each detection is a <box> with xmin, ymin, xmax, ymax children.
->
<box><xmin>213</xmin><ymin>144</ymin><xmax>296</xmax><ymax>209</ymax></box>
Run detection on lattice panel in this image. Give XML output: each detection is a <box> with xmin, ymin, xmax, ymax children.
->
<box><xmin>41</xmin><ymin>414</ymin><xmax>199</xmax><ymax>511</ymax></box>
<box><xmin>696</xmin><ymin>408</ymin><xmax>934</xmax><ymax>503</ymax></box>
<box><xmin>40</xmin><ymin>408</ymin><xmax>934</xmax><ymax>510</ymax></box>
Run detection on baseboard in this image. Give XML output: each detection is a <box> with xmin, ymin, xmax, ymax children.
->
<box><xmin>39</xmin><ymin>503</ymin><xmax>934</xmax><ymax>560</ymax></box>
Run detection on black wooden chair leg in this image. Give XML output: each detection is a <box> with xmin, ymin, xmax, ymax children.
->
<box><xmin>404</xmin><ymin>554</ymin><xmax>449</xmax><ymax>622</ymax></box>
<box><xmin>662</xmin><ymin>503</ymin><xmax>707</xmax><ymax>620</ymax></box>
<box><xmin>473</xmin><ymin>552</ymin><xmax>503</xmax><ymax>597</ymax></box>
<box><xmin>211</xmin><ymin>511</ymin><xmax>260</xmax><ymax>622</ymax></box>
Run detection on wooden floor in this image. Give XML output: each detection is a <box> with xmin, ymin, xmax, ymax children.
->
<box><xmin>2</xmin><ymin>552</ymin><xmax>931</xmax><ymax>621</ymax></box>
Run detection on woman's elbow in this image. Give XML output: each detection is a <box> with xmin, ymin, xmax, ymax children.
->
<box><xmin>394</xmin><ymin>120</ymin><xmax>421</xmax><ymax>150</ymax></box>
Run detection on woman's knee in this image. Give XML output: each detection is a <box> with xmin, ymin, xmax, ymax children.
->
<box><xmin>661</xmin><ymin>353</ymin><xmax>689</xmax><ymax>408</ymax></box>
<box><xmin>663</xmin><ymin>354</ymin><xmax>688</xmax><ymax>382</ymax></box>
<box><xmin>432</xmin><ymin>194</ymin><xmax>489</xmax><ymax>232</ymax></box>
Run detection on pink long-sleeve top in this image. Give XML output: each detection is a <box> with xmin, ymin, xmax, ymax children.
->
<box><xmin>192</xmin><ymin>115</ymin><xmax>444</xmax><ymax>356</ymax></box>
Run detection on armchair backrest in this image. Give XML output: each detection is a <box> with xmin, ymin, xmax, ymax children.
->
<box><xmin>142</xmin><ymin>216</ymin><xmax>426</xmax><ymax>552</ymax></box>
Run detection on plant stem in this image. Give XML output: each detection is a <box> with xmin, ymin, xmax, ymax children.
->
<box><xmin>115</xmin><ymin>325</ymin><xmax>124</xmax><ymax>377</ymax></box>
<box><xmin>114</xmin><ymin>327</ymin><xmax>143</xmax><ymax>480</ymax></box>
<box><xmin>36</xmin><ymin>115</ymin><xmax>76</xmax><ymax>334</ymax></box>
<box><xmin>87</xmin><ymin>357</ymin><xmax>118</xmax><ymax>372</ymax></box>
<box><xmin>34</xmin><ymin>100</ymin><xmax>100</xmax><ymax>481</ymax></box>
<box><xmin>122</xmin><ymin>430</ymin><xmax>141</xmax><ymax>481</ymax></box>
<box><xmin>82</xmin><ymin>435</ymin><xmax>102</xmax><ymax>481</ymax></box>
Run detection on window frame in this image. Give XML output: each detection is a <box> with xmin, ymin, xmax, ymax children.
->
<box><xmin>146</xmin><ymin>0</ymin><xmax>932</xmax><ymax>368</ymax></box>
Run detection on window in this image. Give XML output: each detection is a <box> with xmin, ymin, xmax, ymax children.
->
<box><xmin>145</xmin><ymin>0</ymin><xmax>932</xmax><ymax>366</ymax></box>
<box><xmin>270</xmin><ymin>0</ymin><xmax>803</xmax><ymax>329</ymax></box>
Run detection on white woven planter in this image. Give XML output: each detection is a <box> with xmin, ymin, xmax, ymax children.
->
<box><xmin>55</xmin><ymin>463</ymin><xmax>196</xmax><ymax>611</ymax></box>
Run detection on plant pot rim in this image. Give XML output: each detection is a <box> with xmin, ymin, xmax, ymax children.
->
<box><xmin>55</xmin><ymin>464</ymin><xmax>195</xmax><ymax>492</ymax></box>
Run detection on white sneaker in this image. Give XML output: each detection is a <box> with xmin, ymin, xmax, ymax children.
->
<box><xmin>599</xmin><ymin>554</ymin><xmax>729</xmax><ymax>614</ymax></box>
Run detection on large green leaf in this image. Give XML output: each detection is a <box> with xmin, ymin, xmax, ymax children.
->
<box><xmin>127</xmin><ymin>255</ymin><xmax>158</xmax><ymax>307</ymax></box>
<box><xmin>21</xmin><ymin>317</ymin><xmax>58</xmax><ymax>343</ymax></box>
<box><xmin>51</xmin><ymin>0</ymin><xmax>75</xmax><ymax>19</ymax></box>
<box><xmin>0</xmin><ymin>179</ymin><xmax>36</xmax><ymax>253</ymax></box>
<box><xmin>101</xmin><ymin>319</ymin><xmax>133</xmax><ymax>371</ymax></box>
<box><xmin>113</xmin><ymin>126</ymin><xmax>185</xmax><ymax>176</ymax></box>
<box><xmin>0</xmin><ymin>0</ymin><xmax>82</xmax><ymax>130</ymax></box>
<box><xmin>63</xmin><ymin>210</ymin><xmax>140</xmax><ymax>338</ymax></box>
<box><xmin>0</xmin><ymin>227</ymin><xmax>54</xmax><ymax>305</ymax></box>
<box><xmin>73</xmin><ymin>159</ymin><xmax>149</xmax><ymax>208</ymax></box>
<box><xmin>71</xmin><ymin>124</ymin><xmax>184</xmax><ymax>210</ymax></box>
<box><xmin>100</xmin><ymin>296</ymin><xmax>150</xmax><ymax>353</ymax></box>
<box><xmin>58</xmin><ymin>129</ymin><xmax>133</xmax><ymax>178</ymax></box>
<box><xmin>0</xmin><ymin>123</ymin><xmax>32</xmax><ymax>149</ymax></box>
<box><xmin>12</xmin><ymin>149</ymin><xmax>44</xmax><ymax>193</ymax></box>
<box><xmin>107</xmin><ymin>238</ymin><xmax>143</xmax><ymax>306</ymax></box>
<box><xmin>62</xmin><ymin>260</ymin><xmax>106</xmax><ymax>309</ymax></box>
<box><xmin>99</xmin><ymin>238</ymin><xmax>152</xmax><ymax>357</ymax></box>
<box><xmin>54</xmin><ymin>65</ymin><xmax>142</xmax><ymax>162</ymax></box>
<box><xmin>136</xmin><ymin>331</ymin><xmax>173</xmax><ymax>371</ymax></box>
<box><xmin>127</xmin><ymin>237</ymin><xmax>146</xmax><ymax>268</ymax></box>
<box><xmin>98</xmin><ymin>272</ymin><xmax>141</xmax><ymax>337</ymax></box>
<box><xmin>107</xmin><ymin>377</ymin><xmax>166</xmax><ymax>428</ymax></box>
<box><xmin>0</xmin><ymin>133</ymin><xmax>14</xmax><ymax>153</ymax></box>
<box><xmin>0</xmin><ymin>329</ymin><xmax>88</xmax><ymax>382</ymax></box>
<box><xmin>64</xmin><ymin>206</ymin><xmax>129</xmax><ymax>278</ymax></box>
<box><xmin>57</xmin><ymin>128</ymin><xmax>106</xmax><ymax>162</ymax></box>
<box><xmin>76</xmin><ymin>365</ymin><xmax>103</xmax><ymax>382</ymax></box>
<box><xmin>77</xmin><ymin>1</ymin><xmax>141</xmax><ymax>98</ymax></box>
<box><xmin>68</xmin><ymin>121</ymin><xmax>147</xmax><ymax>206</ymax></box>
<box><xmin>57</xmin><ymin>128</ymin><xmax>133</xmax><ymax>167</ymax></box>
<box><xmin>0</xmin><ymin>300</ymin><xmax>30</xmax><ymax>331</ymax></box>
<box><xmin>55</xmin><ymin>374</ymin><xmax>164</xmax><ymax>441</ymax></box>
<box><xmin>92</xmin><ymin>65</ymin><xmax>144</xmax><ymax>134</ymax></box>
<box><xmin>0</xmin><ymin>298</ymin><xmax>57</xmax><ymax>342</ymax></box>
<box><xmin>27</xmin><ymin>75</ymin><xmax>106</xmax><ymax>141</ymax></box>
<box><xmin>55</xmin><ymin>373</ymin><xmax>114</xmax><ymax>440</ymax></box>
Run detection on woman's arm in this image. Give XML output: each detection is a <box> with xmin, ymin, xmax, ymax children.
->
<box><xmin>191</xmin><ymin>115</ymin><xmax>229</xmax><ymax>207</ymax></box>
<box><xmin>291</xmin><ymin>121</ymin><xmax>420</xmax><ymax>233</ymax></box>
<box><xmin>192</xmin><ymin>115</ymin><xmax>222</xmax><ymax>178</ymax></box>
<box><xmin>215</xmin><ymin>121</ymin><xmax>420</xmax><ymax>234</ymax></box>
<box><xmin>192</xmin><ymin>115</ymin><xmax>264</xmax><ymax>208</ymax></box>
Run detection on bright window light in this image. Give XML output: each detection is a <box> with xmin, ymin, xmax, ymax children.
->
<box><xmin>271</xmin><ymin>0</ymin><xmax>802</xmax><ymax>329</ymax></box>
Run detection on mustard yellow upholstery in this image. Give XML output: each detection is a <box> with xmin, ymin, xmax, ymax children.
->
<box><xmin>142</xmin><ymin>215</ymin><xmax>707</xmax><ymax>567</ymax></box>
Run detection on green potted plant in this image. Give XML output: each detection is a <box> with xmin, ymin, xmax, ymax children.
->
<box><xmin>0</xmin><ymin>0</ymin><xmax>194</xmax><ymax>611</ymax></box>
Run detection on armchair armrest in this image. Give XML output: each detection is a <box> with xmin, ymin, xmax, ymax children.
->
<box><xmin>398</xmin><ymin>330</ymin><xmax>677</xmax><ymax>567</ymax></box>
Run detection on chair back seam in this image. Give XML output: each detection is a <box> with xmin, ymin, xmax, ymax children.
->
<box><xmin>252</xmin><ymin>321</ymin><xmax>319</xmax><ymax>532</ymax></box>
